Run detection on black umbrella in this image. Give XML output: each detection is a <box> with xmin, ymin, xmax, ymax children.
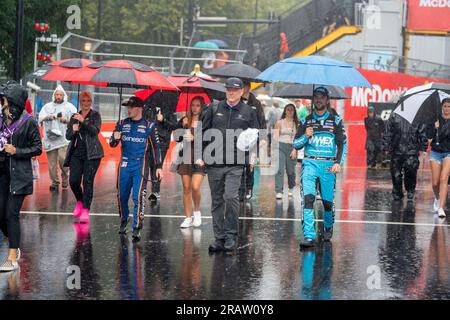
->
<box><xmin>208</xmin><ymin>63</ymin><xmax>262</xmax><ymax>82</ymax></box>
<box><xmin>394</xmin><ymin>82</ymin><xmax>450</xmax><ymax>145</ymax></box>
<box><xmin>273</xmin><ymin>84</ymin><xmax>350</xmax><ymax>100</ymax></box>
<box><xmin>394</xmin><ymin>82</ymin><xmax>450</xmax><ymax>125</ymax></box>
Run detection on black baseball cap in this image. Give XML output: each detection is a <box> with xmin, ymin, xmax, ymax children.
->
<box><xmin>313</xmin><ymin>86</ymin><xmax>330</xmax><ymax>97</ymax></box>
<box><xmin>368</xmin><ymin>106</ymin><xmax>375</xmax><ymax>112</ymax></box>
<box><xmin>225</xmin><ymin>77</ymin><xmax>243</xmax><ymax>89</ymax></box>
<box><xmin>122</xmin><ymin>96</ymin><xmax>144</xmax><ymax>108</ymax></box>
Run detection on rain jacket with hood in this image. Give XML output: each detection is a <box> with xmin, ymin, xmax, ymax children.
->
<box><xmin>38</xmin><ymin>85</ymin><xmax>77</xmax><ymax>152</ymax></box>
<box><xmin>0</xmin><ymin>82</ymin><xmax>42</xmax><ymax>195</ymax></box>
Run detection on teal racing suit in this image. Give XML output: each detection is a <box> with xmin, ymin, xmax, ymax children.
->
<box><xmin>293</xmin><ymin>111</ymin><xmax>347</xmax><ymax>240</ymax></box>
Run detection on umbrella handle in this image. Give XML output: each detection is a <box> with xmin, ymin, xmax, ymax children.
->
<box><xmin>77</xmin><ymin>84</ymin><xmax>80</xmax><ymax>112</ymax></box>
<box><xmin>118</xmin><ymin>87</ymin><xmax>123</xmax><ymax>122</ymax></box>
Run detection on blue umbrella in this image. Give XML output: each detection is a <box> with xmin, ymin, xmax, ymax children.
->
<box><xmin>194</xmin><ymin>41</ymin><xmax>219</xmax><ymax>49</ymax></box>
<box><xmin>256</xmin><ymin>56</ymin><xmax>372</xmax><ymax>88</ymax></box>
<box><xmin>205</xmin><ymin>39</ymin><xmax>229</xmax><ymax>49</ymax></box>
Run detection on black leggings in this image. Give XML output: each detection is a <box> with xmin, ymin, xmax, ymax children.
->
<box><xmin>69</xmin><ymin>157</ymin><xmax>101</xmax><ymax>209</ymax></box>
<box><xmin>0</xmin><ymin>171</ymin><xmax>26</xmax><ymax>249</ymax></box>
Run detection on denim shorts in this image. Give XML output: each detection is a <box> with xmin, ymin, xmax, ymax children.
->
<box><xmin>430</xmin><ymin>150</ymin><xmax>450</xmax><ymax>164</ymax></box>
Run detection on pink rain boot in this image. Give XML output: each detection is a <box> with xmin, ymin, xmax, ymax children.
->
<box><xmin>79</xmin><ymin>208</ymin><xmax>90</xmax><ymax>224</ymax></box>
<box><xmin>73</xmin><ymin>201</ymin><xmax>83</xmax><ymax>218</ymax></box>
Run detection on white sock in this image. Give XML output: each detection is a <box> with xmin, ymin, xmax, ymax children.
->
<box><xmin>193</xmin><ymin>211</ymin><xmax>201</xmax><ymax>216</ymax></box>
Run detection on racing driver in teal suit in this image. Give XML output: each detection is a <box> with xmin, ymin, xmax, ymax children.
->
<box><xmin>293</xmin><ymin>87</ymin><xmax>346</xmax><ymax>249</ymax></box>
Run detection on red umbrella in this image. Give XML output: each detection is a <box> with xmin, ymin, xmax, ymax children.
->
<box><xmin>71</xmin><ymin>60</ymin><xmax>177</xmax><ymax>90</ymax></box>
<box><xmin>158</xmin><ymin>75</ymin><xmax>225</xmax><ymax>113</ymax></box>
<box><xmin>63</xmin><ymin>60</ymin><xmax>178</xmax><ymax>120</ymax></box>
<box><xmin>135</xmin><ymin>74</ymin><xmax>225</xmax><ymax>113</ymax></box>
<box><xmin>37</xmin><ymin>59</ymin><xmax>100</xmax><ymax>111</ymax></box>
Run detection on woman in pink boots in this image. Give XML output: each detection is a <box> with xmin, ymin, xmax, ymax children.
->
<box><xmin>65</xmin><ymin>91</ymin><xmax>104</xmax><ymax>223</ymax></box>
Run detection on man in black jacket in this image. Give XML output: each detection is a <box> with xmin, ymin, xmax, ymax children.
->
<box><xmin>365</xmin><ymin>106</ymin><xmax>385</xmax><ymax>168</ymax></box>
<box><xmin>196</xmin><ymin>78</ymin><xmax>259</xmax><ymax>253</ymax></box>
<box><xmin>383</xmin><ymin>112</ymin><xmax>428</xmax><ymax>201</ymax></box>
<box><xmin>143</xmin><ymin>102</ymin><xmax>177</xmax><ymax>202</ymax></box>
<box><xmin>239</xmin><ymin>80</ymin><xmax>267</xmax><ymax>201</ymax></box>
<box><xmin>0</xmin><ymin>81</ymin><xmax>42</xmax><ymax>272</ymax></box>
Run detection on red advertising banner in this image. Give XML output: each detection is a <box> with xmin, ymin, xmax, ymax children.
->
<box><xmin>407</xmin><ymin>0</ymin><xmax>450</xmax><ymax>32</ymax></box>
<box><xmin>343</xmin><ymin>69</ymin><xmax>450</xmax><ymax>122</ymax></box>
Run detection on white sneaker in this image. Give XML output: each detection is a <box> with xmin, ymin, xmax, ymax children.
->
<box><xmin>193</xmin><ymin>211</ymin><xmax>202</xmax><ymax>227</ymax></box>
<box><xmin>180</xmin><ymin>217</ymin><xmax>193</xmax><ymax>228</ymax></box>
<box><xmin>0</xmin><ymin>259</ymin><xmax>19</xmax><ymax>272</ymax></box>
<box><xmin>433</xmin><ymin>198</ymin><xmax>440</xmax><ymax>212</ymax></box>
<box><xmin>438</xmin><ymin>208</ymin><xmax>446</xmax><ymax>218</ymax></box>
<box><xmin>276</xmin><ymin>193</ymin><xmax>283</xmax><ymax>199</ymax></box>
<box><xmin>288</xmin><ymin>189</ymin><xmax>294</xmax><ymax>197</ymax></box>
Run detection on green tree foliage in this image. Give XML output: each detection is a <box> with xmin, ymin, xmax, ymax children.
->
<box><xmin>0</xmin><ymin>0</ymin><xmax>305</xmax><ymax>78</ymax></box>
<box><xmin>0</xmin><ymin>0</ymin><xmax>80</xmax><ymax>78</ymax></box>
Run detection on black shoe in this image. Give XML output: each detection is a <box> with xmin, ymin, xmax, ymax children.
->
<box><xmin>407</xmin><ymin>192</ymin><xmax>415</xmax><ymax>201</ymax></box>
<box><xmin>208</xmin><ymin>240</ymin><xmax>225</xmax><ymax>253</ymax></box>
<box><xmin>118</xmin><ymin>219</ymin><xmax>129</xmax><ymax>234</ymax></box>
<box><xmin>323</xmin><ymin>227</ymin><xmax>333</xmax><ymax>242</ymax></box>
<box><xmin>49</xmin><ymin>185</ymin><xmax>58</xmax><ymax>192</ymax></box>
<box><xmin>300</xmin><ymin>238</ymin><xmax>315</xmax><ymax>250</ymax></box>
<box><xmin>148</xmin><ymin>192</ymin><xmax>159</xmax><ymax>202</ymax></box>
<box><xmin>224</xmin><ymin>238</ymin><xmax>237</xmax><ymax>251</ymax></box>
<box><xmin>132</xmin><ymin>229</ymin><xmax>141</xmax><ymax>242</ymax></box>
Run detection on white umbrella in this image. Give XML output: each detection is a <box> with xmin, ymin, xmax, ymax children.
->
<box><xmin>394</xmin><ymin>82</ymin><xmax>450</xmax><ymax>125</ymax></box>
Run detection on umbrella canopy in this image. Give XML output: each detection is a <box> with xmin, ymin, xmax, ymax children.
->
<box><xmin>42</xmin><ymin>58</ymin><xmax>96</xmax><ymax>82</ymax></box>
<box><xmin>167</xmin><ymin>75</ymin><xmax>225</xmax><ymax>112</ymax></box>
<box><xmin>63</xmin><ymin>60</ymin><xmax>178</xmax><ymax>121</ymax></box>
<box><xmin>256</xmin><ymin>55</ymin><xmax>372</xmax><ymax>88</ymax></box>
<box><xmin>135</xmin><ymin>75</ymin><xmax>225</xmax><ymax>113</ymax></box>
<box><xmin>205</xmin><ymin>39</ymin><xmax>229</xmax><ymax>49</ymax></box>
<box><xmin>394</xmin><ymin>82</ymin><xmax>450</xmax><ymax>125</ymax></box>
<box><xmin>134</xmin><ymin>89</ymin><xmax>180</xmax><ymax>114</ymax></box>
<box><xmin>208</xmin><ymin>63</ymin><xmax>262</xmax><ymax>83</ymax></box>
<box><xmin>273</xmin><ymin>84</ymin><xmax>350</xmax><ymax>100</ymax></box>
<box><xmin>31</xmin><ymin>58</ymin><xmax>95</xmax><ymax>80</ymax></box>
<box><xmin>70</xmin><ymin>60</ymin><xmax>178</xmax><ymax>90</ymax></box>
<box><xmin>169</xmin><ymin>75</ymin><xmax>226</xmax><ymax>93</ymax></box>
<box><xmin>194</xmin><ymin>41</ymin><xmax>219</xmax><ymax>50</ymax></box>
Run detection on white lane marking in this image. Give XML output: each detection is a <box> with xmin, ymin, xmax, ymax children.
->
<box><xmin>20</xmin><ymin>211</ymin><xmax>449</xmax><ymax>228</ymax></box>
<box><xmin>336</xmin><ymin>209</ymin><xmax>392</xmax><ymax>214</ymax></box>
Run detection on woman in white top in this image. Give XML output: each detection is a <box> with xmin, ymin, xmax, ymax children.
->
<box><xmin>273</xmin><ymin>104</ymin><xmax>299</xmax><ymax>199</ymax></box>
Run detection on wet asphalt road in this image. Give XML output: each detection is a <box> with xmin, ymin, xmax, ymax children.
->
<box><xmin>0</xmin><ymin>158</ymin><xmax>449</xmax><ymax>300</ymax></box>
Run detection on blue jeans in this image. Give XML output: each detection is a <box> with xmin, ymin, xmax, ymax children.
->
<box><xmin>430</xmin><ymin>150</ymin><xmax>450</xmax><ymax>165</ymax></box>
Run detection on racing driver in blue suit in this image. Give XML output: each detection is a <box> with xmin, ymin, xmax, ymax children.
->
<box><xmin>293</xmin><ymin>87</ymin><xmax>346</xmax><ymax>249</ymax></box>
<box><xmin>110</xmin><ymin>96</ymin><xmax>163</xmax><ymax>242</ymax></box>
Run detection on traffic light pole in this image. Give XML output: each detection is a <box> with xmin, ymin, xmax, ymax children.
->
<box><xmin>14</xmin><ymin>0</ymin><xmax>24</xmax><ymax>82</ymax></box>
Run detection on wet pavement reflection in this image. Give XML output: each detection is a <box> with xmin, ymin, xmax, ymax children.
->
<box><xmin>0</xmin><ymin>160</ymin><xmax>449</xmax><ymax>300</ymax></box>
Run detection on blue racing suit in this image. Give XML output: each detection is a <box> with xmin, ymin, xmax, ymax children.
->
<box><xmin>110</xmin><ymin>118</ymin><xmax>162</xmax><ymax>231</ymax></box>
<box><xmin>293</xmin><ymin>111</ymin><xmax>346</xmax><ymax>240</ymax></box>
